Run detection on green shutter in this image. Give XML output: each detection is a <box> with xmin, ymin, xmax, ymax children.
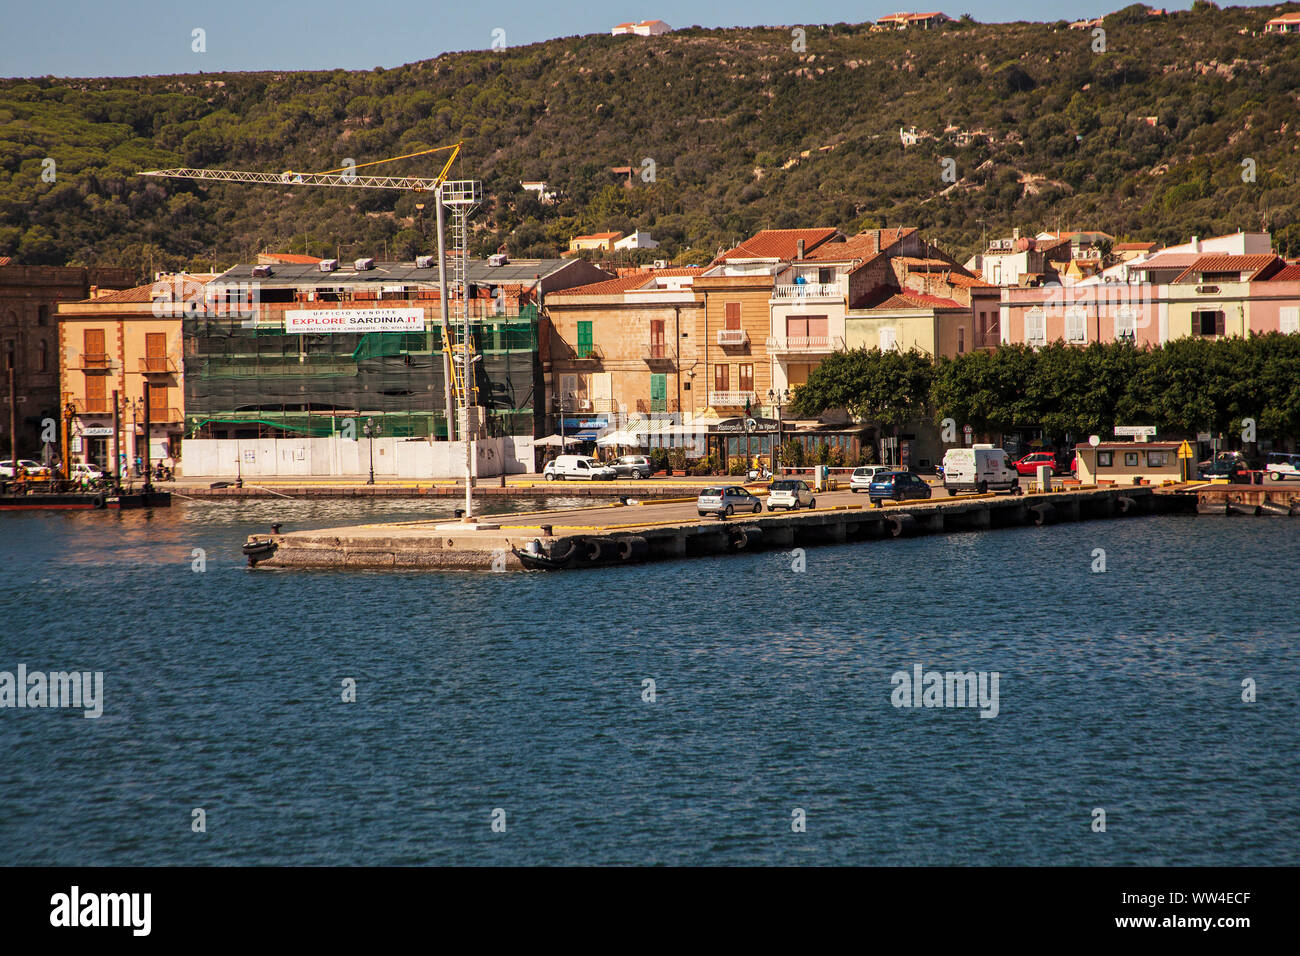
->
<box><xmin>650</xmin><ymin>373</ymin><xmax>667</xmax><ymax>412</ymax></box>
<box><xmin>577</xmin><ymin>321</ymin><xmax>593</xmax><ymax>358</ymax></box>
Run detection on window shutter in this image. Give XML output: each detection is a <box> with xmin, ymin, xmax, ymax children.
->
<box><xmin>1214</xmin><ymin>312</ymin><xmax>1225</xmax><ymax>336</ymax></box>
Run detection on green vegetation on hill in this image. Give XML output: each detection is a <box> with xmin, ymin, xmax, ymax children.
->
<box><xmin>2</xmin><ymin>4</ymin><xmax>1299</xmax><ymax>280</ymax></box>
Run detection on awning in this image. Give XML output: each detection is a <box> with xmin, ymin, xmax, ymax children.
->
<box><xmin>535</xmin><ymin>433</ymin><xmax>583</xmax><ymax>447</ymax></box>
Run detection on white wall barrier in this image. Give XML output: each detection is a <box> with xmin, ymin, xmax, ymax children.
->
<box><xmin>180</xmin><ymin>436</ymin><xmax>535</xmax><ymax>479</ymax></box>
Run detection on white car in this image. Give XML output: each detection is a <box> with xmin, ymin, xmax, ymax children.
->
<box><xmin>543</xmin><ymin>455</ymin><xmax>617</xmax><ymax>481</ymax></box>
<box><xmin>0</xmin><ymin>459</ymin><xmax>49</xmax><ymax>478</ymax></box>
<box><xmin>1265</xmin><ymin>452</ymin><xmax>1300</xmax><ymax>482</ymax></box>
<box><xmin>849</xmin><ymin>465</ymin><xmax>891</xmax><ymax>493</ymax></box>
<box><xmin>766</xmin><ymin>478</ymin><xmax>816</xmax><ymax>511</ymax></box>
<box><xmin>72</xmin><ymin>462</ymin><xmax>106</xmax><ymax>480</ymax></box>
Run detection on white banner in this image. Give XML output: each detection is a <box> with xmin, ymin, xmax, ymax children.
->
<box><xmin>283</xmin><ymin>308</ymin><xmax>425</xmax><ymax>333</ymax></box>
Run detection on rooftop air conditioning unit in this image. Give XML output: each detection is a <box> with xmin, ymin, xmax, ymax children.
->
<box><xmin>354</xmin><ymin>257</ymin><xmax>375</xmax><ymax>271</ymax></box>
<box><xmin>319</xmin><ymin>259</ymin><xmax>339</xmax><ymax>273</ymax></box>
<box><xmin>488</xmin><ymin>253</ymin><xmax>508</xmax><ymax>267</ymax></box>
<box><xmin>415</xmin><ymin>255</ymin><xmax>435</xmax><ymax>269</ymax></box>
<box><xmin>653</xmin><ymin>259</ymin><xmax>668</xmax><ymax>269</ymax></box>
<box><xmin>251</xmin><ymin>265</ymin><xmax>273</xmax><ymax>278</ymax></box>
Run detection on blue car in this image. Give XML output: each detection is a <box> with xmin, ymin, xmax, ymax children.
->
<box><xmin>867</xmin><ymin>470</ymin><xmax>933</xmax><ymax>506</ymax></box>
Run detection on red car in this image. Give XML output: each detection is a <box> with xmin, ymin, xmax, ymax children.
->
<box><xmin>1013</xmin><ymin>452</ymin><xmax>1064</xmax><ymax>477</ymax></box>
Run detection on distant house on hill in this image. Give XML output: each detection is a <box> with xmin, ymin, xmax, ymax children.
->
<box><xmin>1265</xmin><ymin>12</ymin><xmax>1300</xmax><ymax>34</ymax></box>
<box><xmin>875</xmin><ymin>12</ymin><xmax>951</xmax><ymax>30</ymax></box>
<box><xmin>567</xmin><ymin>232</ymin><xmax>624</xmax><ymax>255</ymax></box>
<box><xmin>1069</xmin><ymin>18</ymin><xmax>1103</xmax><ymax>29</ymax></box>
<box><xmin>615</xmin><ymin>231</ymin><xmax>659</xmax><ymax>251</ymax></box>
<box><xmin>612</xmin><ymin>20</ymin><xmax>672</xmax><ymax>36</ymax></box>
<box><xmin>520</xmin><ymin>180</ymin><xmax>558</xmax><ymax>204</ymax></box>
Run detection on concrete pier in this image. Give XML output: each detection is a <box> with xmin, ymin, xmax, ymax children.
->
<box><xmin>243</xmin><ymin>485</ymin><xmax>1194</xmax><ymax>572</ymax></box>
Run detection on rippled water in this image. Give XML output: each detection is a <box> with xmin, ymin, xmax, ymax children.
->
<box><xmin>1</xmin><ymin>498</ymin><xmax>1297</xmax><ymax>865</ymax></box>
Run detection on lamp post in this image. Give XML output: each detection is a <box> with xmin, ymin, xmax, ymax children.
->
<box><xmin>767</xmin><ymin>387</ymin><xmax>789</xmax><ymax>474</ymax></box>
<box><xmin>363</xmin><ymin>417</ymin><xmax>381</xmax><ymax>485</ymax></box>
<box><xmin>415</xmin><ymin>202</ymin><xmax>425</xmax><ymax>242</ymax></box>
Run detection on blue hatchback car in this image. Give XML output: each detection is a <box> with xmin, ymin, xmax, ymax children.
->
<box><xmin>867</xmin><ymin>470</ymin><xmax>933</xmax><ymax>506</ymax></box>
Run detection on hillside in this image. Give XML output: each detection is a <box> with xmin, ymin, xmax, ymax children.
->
<box><xmin>2</xmin><ymin>3</ymin><xmax>1299</xmax><ymax>280</ymax></box>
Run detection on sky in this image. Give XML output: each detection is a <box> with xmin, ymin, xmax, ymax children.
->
<box><xmin>0</xmin><ymin>0</ymin><xmax>1232</xmax><ymax>79</ymax></box>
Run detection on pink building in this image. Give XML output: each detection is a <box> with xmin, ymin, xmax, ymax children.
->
<box><xmin>1000</xmin><ymin>282</ymin><xmax>1162</xmax><ymax>348</ymax></box>
<box><xmin>1248</xmin><ymin>263</ymin><xmax>1300</xmax><ymax>335</ymax></box>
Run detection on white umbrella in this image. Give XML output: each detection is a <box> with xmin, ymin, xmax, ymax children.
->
<box><xmin>535</xmin><ymin>434</ymin><xmax>582</xmax><ymax>447</ymax></box>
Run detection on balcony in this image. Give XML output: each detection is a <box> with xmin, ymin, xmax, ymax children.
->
<box><xmin>716</xmin><ymin>329</ymin><xmax>749</xmax><ymax>347</ymax></box>
<box><xmin>765</xmin><ymin>335</ymin><xmax>845</xmax><ymax>355</ymax></box>
<box><xmin>642</xmin><ymin>342</ymin><xmax>674</xmax><ymax>363</ymax></box>
<box><xmin>138</xmin><ymin>357</ymin><xmax>177</xmax><ymax>374</ymax></box>
<box><xmin>71</xmin><ymin>398</ymin><xmax>110</xmax><ymax>415</ymax></box>
<box><xmin>77</xmin><ymin>353</ymin><xmax>112</xmax><ymax>372</ymax></box>
<box><xmin>570</xmin><ymin>344</ymin><xmax>604</xmax><ymax>362</ymax></box>
<box><xmin>709</xmin><ymin>390</ymin><xmax>756</xmax><ymax>408</ymax></box>
<box><xmin>143</xmin><ymin>407</ymin><xmax>183</xmax><ymax>423</ymax></box>
<box><xmin>772</xmin><ymin>281</ymin><xmax>844</xmax><ymax>300</ymax></box>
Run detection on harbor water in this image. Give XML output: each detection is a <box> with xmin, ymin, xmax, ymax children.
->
<box><xmin>1</xmin><ymin>499</ymin><xmax>1297</xmax><ymax>865</ymax></box>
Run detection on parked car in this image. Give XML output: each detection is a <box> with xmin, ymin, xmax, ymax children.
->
<box><xmin>942</xmin><ymin>445</ymin><xmax>1020</xmax><ymax>495</ymax></box>
<box><xmin>1265</xmin><ymin>451</ymin><xmax>1300</xmax><ymax>482</ymax></box>
<box><xmin>1198</xmin><ymin>458</ymin><xmax>1251</xmax><ymax>482</ymax></box>
<box><xmin>766</xmin><ymin>478</ymin><xmax>815</xmax><ymax>511</ymax></box>
<box><xmin>610</xmin><ymin>454</ymin><xmax>653</xmax><ymax>479</ymax></box>
<box><xmin>867</xmin><ymin>470</ymin><xmax>933</xmax><ymax>506</ymax></box>
<box><xmin>697</xmin><ymin>485</ymin><xmax>763</xmax><ymax>518</ymax></box>
<box><xmin>849</xmin><ymin>465</ymin><xmax>891</xmax><ymax>493</ymax></box>
<box><xmin>1013</xmin><ymin>451</ymin><xmax>1063</xmax><ymax>477</ymax></box>
<box><xmin>71</xmin><ymin>462</ymin><xmax>106</xmax><ymax>480</ymax></box>
<box><xmin>543</xmin><ymin>455</ymin><xmax>617</xmax><ymax>481</ymax></box>
<box><xmin>0</xmin><ymin>459</ymin><xmax>49</xmax><ymax>478</ymax></box>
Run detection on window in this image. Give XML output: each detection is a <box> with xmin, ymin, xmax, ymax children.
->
<box><xmin>1064</xmin><ymin>307</ymin><xmax>1087</xmax><ymax>344</ymax></box>
<box><xmin>648</xmin><ymin>319</ymin><xmax>666</xmax><ymax>359</ymax></box>
<box><xmin>1124</xmin><ymin>452</ymin><xmax>1139</xmax><ymax>467</ymax></box>
<box><xmin>818</xmin><ymin>268</ymin><xmax>833</xmax><ymax>285</ymax></box>
<box><xmin>1194</xmin><ymin>310</ymin><xmax>1224</xmax><ymax>336</ymax></box>
<box><xmin>724</xmin><ymin>302</ymin><xmax>741</xmax><ymax>329</ymax></box>
<box><xmin>37</xmin><ymin>305</ymin><xmax>48</xmax><ymax>327</ymax></box>
<box><xmin>1115</xmin><ymin>309</ymin><xmax>1137</xmax><ymax>342</ymax></box>
<box><xmin>714</xmin><ymin>364</ymin><xmax>729</xmax><ymax>391</ymax></box>
<box><xmin>576</xmin><ymin>321</ymin><xmax>593</xmax><ymax>358</ymax></box>
<box><xmin>37</xmin><ymin>340</ymin><xmax>47</xmax><ymax>372</ymax></box>
<box><xmin>1147</xmin><ymin>451</ymin><xmax>1168</xmax><ymax>467</ymax></box>
<box><xmin>1097</xmin><ymin>451</ymin><xmax>1113</xmax><ymax>468</ymax></box>
<box><xmin>738</xmin><ymin>363</ymin><xmax>754</xmax><ymax>392</ymax></box>
<box><xmin>957</xmin><ymin>327</ymin><xmax>965</xmax><ymax>354</ymax></box>
<box><xmin>1025</xmin><ymin>308</ymin><xmax>1046</xmax><ymax>345</ymax></box>
<box><xmin>84</xmin><ymin>373</ymin><xmax>106</xmax><ymax>413</ymax></box>
<box><xmin>879</xmin><ymin>328</ymin><xmax>897</xmax><ymax>351</ymax></box>
<box><xmin>1280</xmin><ymin>307</ymin><xmax>1300</xmax><ymax>335</ymax></box>
<box><xmin>148</xmin><ymin>384</ymin><xmax>168</xmax><ymax>417</ymax></box>
<box><xmin>83</xmin><ymin>328</ymin><xmax>106</xmax><ymax>367</ymax></box>
<box><xmin>650</xmin><ymin>373</ymin><xmax>667</xmax><ymax>412</ymax></box>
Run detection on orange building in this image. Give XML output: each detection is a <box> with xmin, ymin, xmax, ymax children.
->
<box><xmin>56</xmin><ymin>276</ymin><xmax>204</xmax><ymax>474</ymax></box>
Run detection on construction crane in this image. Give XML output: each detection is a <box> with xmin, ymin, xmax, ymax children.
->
<box><xmin>140</xmin><ymin>144</ymin><xmax>487</xmax><ymax>519</ymax></box>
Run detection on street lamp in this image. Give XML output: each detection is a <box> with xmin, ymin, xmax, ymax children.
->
<box><xmin>767</xmin><ymin>387</ymin><xmax>790</xmax><ymax>474</ymax></box>
<box><xmin>363</xmin><ymin>417</ymin><xmax>382</xmax><ymax>485</ymax></box>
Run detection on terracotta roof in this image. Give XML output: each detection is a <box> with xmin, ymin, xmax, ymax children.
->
<box><xmin>1114</xmin><ymin>241</ymin><xmax>1157</xmax><ymax>251</ymax></box>
<box><xmin>1133</xmin><ymin>252</ymin><xmax>1201</xmax><ymax>271</ymax></box>
<box><xmin>78</xmin><ymin>276</ymin><xmax>208</xmax><ymax>304</ymax></box>
<box><xmin>1267</xmin><ymin>264</ymin><xmax>1300</xmax><ymax>282</ymax></box>
<box><xmin>949</xmin><ymin>273</ymin><xmax>995</xmax><ymax>288</ymax></box>
<box><xmin>1172</xmin><ymin>254</ymin><xmax>1282</xmax><ymax>283</ymax></box>
<box><xmin>1267</xmin><ymin>13</ymin><xmax>1300</xmax><ymax>23</ymax></box>
<box><xmin>260</xmin><ymin>253</ymin><xmax>322</xmax><ymax>264</ymax></box>
<box><xmin>857</xmin><ymin>288</ymin><xmax>964</xmax><ymax>310</ymax></box>
<box><xmin>805</xmin><ymin>227</ymin><xmax>915</xmax><ymax>262</ymax></box>
<box><xmin>551</xmin><ymin>267</ymin><xmax>703</xmax><ymax>297</ymax></box>
<box><xmin>715</xmin><ymin>228</ymin><xmax>840</xmax><ymax>262</ymax></box>
<box><xmin>572</xmin><ymin>232</ymin><xmax>622</xmax><ymax>241</ymax></box>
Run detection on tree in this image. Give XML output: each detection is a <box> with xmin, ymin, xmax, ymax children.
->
<box><xmin>791</xmin><ymin>347</ymin><xmax>933</xmax><ymax>426</ymax></box>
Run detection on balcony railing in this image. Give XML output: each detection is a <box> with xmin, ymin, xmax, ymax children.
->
<box><xmin>716</xmin><ymin>329</ymin><xmax>749</xmax><ymax>347</ymax></box>
<box><xmin>139</xmin><ymin>357</ymin><xmax>177</xmax><ymax>374</ymax></box>
<box><xmin>571</xmin><ymin>344</ymin><xmax>603</xmax><ymax>361</ymax></box>
<box><xmin>765</xmin><ymin>335</ymin><xmax>845</xmax><ymax>354</ymax></box>
<box><xmin>144</xmin><ymin>407</ymin><xmax>183</xmax><ymax>423</ymax></box>
<box><xmin>77</xmin><ymin>353</ymin><xmax>112</xmax><ymax>371</ymax></box>
<box><xmin>709</xmin><ymin>390</ymin><xmax>756</xmax><ymax>408</ymax></box>
<box><xmin>71</xmin><ymin>398</ymin><xmax>110</xmax><ymax>415</ymax></box>
<box><xmin>642</xmin><ymin>342</ymin><xmax>673</xmax><ymax>361</ymax></box>
<box><xmin>772</xmin><ymin>282</ymin><xmax>844</xmax><ymax>300</ymax></box>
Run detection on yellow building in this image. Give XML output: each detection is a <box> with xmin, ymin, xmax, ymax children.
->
<box><xmin>845</xmin><ymin>290</ymin><xmax>972</xmax><ymax>357</ymax></box>
<box><xmin>56</xmin><ymin>277</ymin><xmax>200</xmax><ymax>473</ymax></box>
<box><xmin>1074</xmin><ymin>442</ymin><xmax>1184</xmax><ymax>485</ymax></box>
<box><xmin>567</xmin><ymin>232</ymin><xmax>624</xmax><ymax>255</ymax></box>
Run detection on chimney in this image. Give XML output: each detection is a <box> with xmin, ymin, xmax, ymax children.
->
<box><xmin>1191</xmin><ymin>236</ymin><xmax>1200</xmax><ymax>253</ymax></box>
<box><xmin>1013</xmin><ymin>227</ymin><xmax>1020</xmax><ymax>241</ymax></box>
<box><xmin>796</xmin><ymin>239</ymin><xmax>805</xmax><ymax>260</ymax></box>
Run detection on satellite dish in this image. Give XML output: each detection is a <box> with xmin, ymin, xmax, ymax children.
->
<box><xmin>1088</xmin><ymin>435</ymin><xmax>1100</xmax><ymax>447</ymax></box>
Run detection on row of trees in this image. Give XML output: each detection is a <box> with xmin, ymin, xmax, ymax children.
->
<box><xmin>790</xmin><ymin>335</ymin><xmax>1300</xmax><ymax>441</ymax></box>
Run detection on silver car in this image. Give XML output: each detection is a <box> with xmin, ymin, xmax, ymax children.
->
<box><xmin>697</xmin><ymin>485</ymin><xmax>763</xmax><ymax>518</ymax></box>
<box><xmin>766</xmin><ymin>478</ymin><xmax>815</xmax><ymax>511</ymax></box>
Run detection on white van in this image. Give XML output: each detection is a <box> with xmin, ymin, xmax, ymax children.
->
<box><xmin>942</xmin><ymin>445</ymin><xmax>1020</xmax><ymax>495</ymax></box>
<box><xmin>543</xmin><ymin>455</ymin><xmax>617</xmax><ymax>481</ymax></box>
